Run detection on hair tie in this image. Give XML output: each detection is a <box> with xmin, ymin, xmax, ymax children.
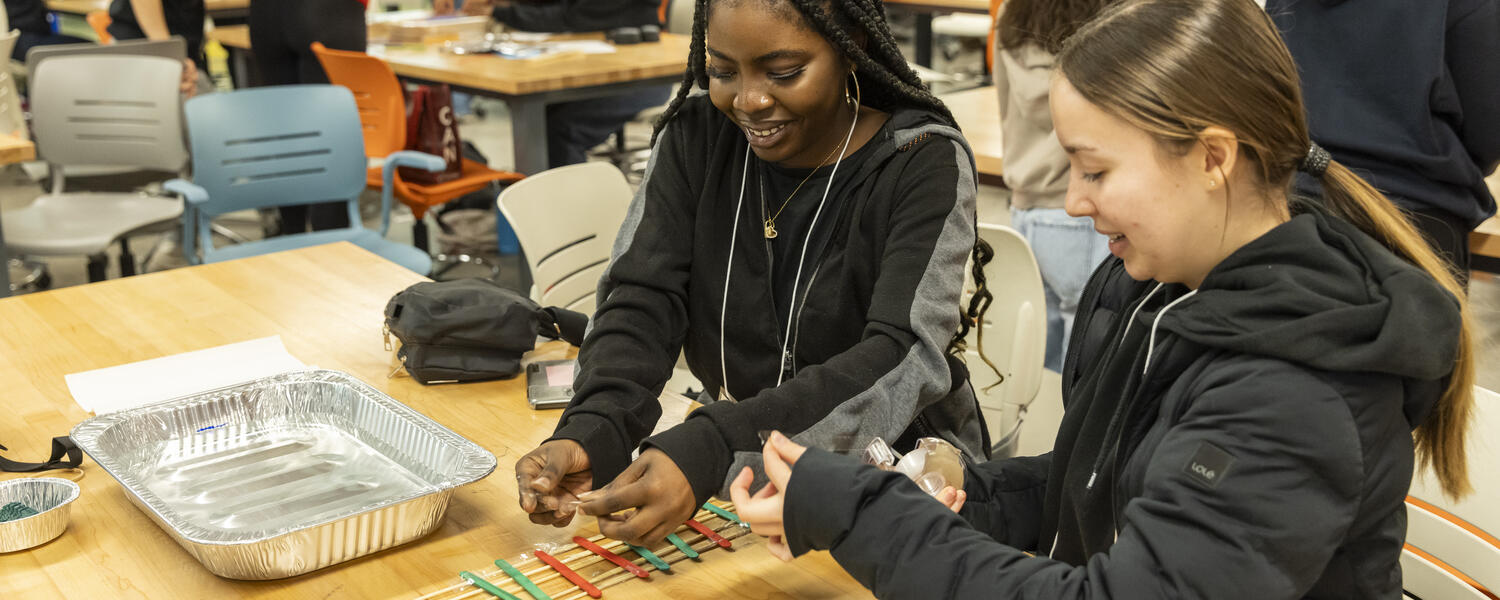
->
<box><xmin>1299</xmin><ymin>142</ymin><xmax>1331</xmax><ymax>177</ymax></box>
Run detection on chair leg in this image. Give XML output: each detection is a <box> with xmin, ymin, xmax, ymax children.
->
<box><xmin>87</xmin><ymin>254</ymin><xmax>108</xmax><ymax>282</ymax></box>
<box><xmin>413</xmin><ymin>220</ymin><xmax>430</xmax><ymax>253</ymax></box>
<box><xmin>118</xmin><ymin>238</ymin><xmax>137</xmax><ymax>277</ymax></box>
<box><xmin>211</xmin><ymin>223</ymin><xmax>250</xmax><ymax>244</ymax></box>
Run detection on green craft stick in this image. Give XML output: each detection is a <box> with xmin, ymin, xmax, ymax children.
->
<box><xmin>461</xmin><ymin>570</ymin><xmax>522</xmax><ymax>600</ymax></box>
<box><xmin>665</xmin><ymin>532</ymin><xmax>699</xmax><ymax>559</ymax></box>
<box><xmin>494</xmin><ymin>558</ymin><xmax>552</xmax><ymax>600</ymax></box>
<box><xmin>628</xmin><ymin>544</ymin><xmax>671</xmax><ymax>571</ymax></box>
<box><xmin>702</xmin><ymin>502</ymin><xmax>743</xmax><ymax>524</ymax></box>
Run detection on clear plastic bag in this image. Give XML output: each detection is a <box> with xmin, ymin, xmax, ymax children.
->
<box><xmin>862</xmin><ymin>437</ymin><xmax>965</xmax><ymax>495</ymax></box>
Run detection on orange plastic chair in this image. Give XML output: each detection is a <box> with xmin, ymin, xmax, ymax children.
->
<box><xmin>985</xmin><ymin>0</ymin><xmax>1003</xmax><ymax>72</ymax></box>
<box><xmin>310</xmin><ymin>42</ymin><xmax>525</xmax><ymax>252</ymax></box>
<box><xmin>87</xmin><ymin>11</ymin><xmax>114</xmax><ymax>44</ymax></box>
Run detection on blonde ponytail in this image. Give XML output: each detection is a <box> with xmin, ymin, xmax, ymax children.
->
<box><xmin>1319</xmin><ymin>161</ymin><xmax>1475</xmax><ymax>499</ymax></box>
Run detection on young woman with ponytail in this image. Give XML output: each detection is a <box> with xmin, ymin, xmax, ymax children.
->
<box><xmin>509</xmin><ymin>0</ymin><xmax>997</xmax><ymax>547</ymax></box>
<box><xmin>731</xmin><ymin>0</ymin><xmax>1473</xmax><ymax>597</ymax></box>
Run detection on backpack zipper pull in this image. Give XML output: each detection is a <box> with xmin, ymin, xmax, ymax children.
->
<box><xmin>383</xmin><ymin>322</ymin><xmax>393</xmax><ymax>351</ymax></box>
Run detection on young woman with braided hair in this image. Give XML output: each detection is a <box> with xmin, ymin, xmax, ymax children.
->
<box><xmin>510</xmin><ymin>0</ymin><xmax>997</xmax><ymax>546</ymax></box>
<box><xmin>732</xmin><ymin>0</ymin><xmax>1474</xmax><ymax>597</ymax></box>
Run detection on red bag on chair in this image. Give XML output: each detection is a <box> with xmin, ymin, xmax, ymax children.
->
<box><xmin>400</xmin><ymin>84</ymin><xmax>463</xmax><ymax>185</ymax></box>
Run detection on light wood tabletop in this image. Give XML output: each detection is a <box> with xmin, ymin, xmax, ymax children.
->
<box><xmin>941</xmin><ymin>86</ymin><xmax>1004</xmax><ymax>186</ymax></box>
<box><xmin>1473</xmin><ymin>216</ymin><xmax>1500</xmax><ymax>262</ymax></box>
<box><xmin>0</xmin><ymin>133</ymin><xmax>35</xmax><ymax>165</ymax></box>
<box><xmin>883</xmin><ymin>0</ymin><xmax>990</xmax><ymax>14</ymax></box>
<box><xmin>47</xmin><ymin>0</ymin><xmax>248</xmax><ymax>16</ymax></box>
<box><xmin>208</xmin><ymin>25</ymin><xmax>689</xmax><ymax>98</ymax></box>
<box><xmin>0</xmin><ymin>243</ymin><xmax>869</xmax><ymax>599</ymax></box>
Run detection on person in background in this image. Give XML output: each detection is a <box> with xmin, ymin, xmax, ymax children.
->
<box><xmin>1265</xmin><ymin>0</ymin><xmax>1500</xmax><ymax>283</ymax></box>
<box><xmin>729</xmin><ymin>1</ymin><xmax>1475</xmax><ymax>598</ymax></box>
<box><xmin>993</xmin><ymin>0</ymin><xmax>1117</xmax><ymax>371</ymax></box>
<box><xmin>436</xmin><ymin>0</ymin><xmax>672</xmax><ymax>169</ymax></box>
<box><xmin>3</xmin><ymin>0</ymin><xmax>89</xmax><ymax>61</ymax></box>
<box><xmin>249</xmin><ymin>0</ymin><xmax>369</xmax><ymax>233</ymax></box>
<box><xmin>107</xmin><ymin>0</ymin><xmax>204</xmax><ymax>96</ymax></box>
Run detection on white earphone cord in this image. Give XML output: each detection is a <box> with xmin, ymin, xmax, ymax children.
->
<box><xmin>776</xmin><ymin>109</ymin><xmax>860</xmax><ymax>386</ymax></box>
<box><xmin>720</xmin><ymin>95</ymin><xmax>862</xmax><ymax>398</ymax></box>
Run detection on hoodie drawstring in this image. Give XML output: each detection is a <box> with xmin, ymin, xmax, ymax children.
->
<box><xmin>1144</xmin><ymin>289</ymin><xmax>1198</xmax><ymax>375</ymax></box>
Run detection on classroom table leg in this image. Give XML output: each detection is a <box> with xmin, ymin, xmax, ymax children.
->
<box><xmin>507</xmin><ymin>98</ymin><xmax>551</xmax><ymax>176</ymax></box>
<box><xmin>226</xmin><ymin>47</ymin><xmax>253</xmax><ymax>89</ymax></box>
<box><xmin>0</xmin><ymin>214</ymin><xmax>10</xmax><ymax>298</ymax></box>
<box><xmin>914</xmin><ymin>12</ymin><xmax>934</xmax><ymax>68</ymax></box>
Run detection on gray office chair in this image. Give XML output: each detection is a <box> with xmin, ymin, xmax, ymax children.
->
<box><xmin>1</xmin><ymin>54</ymin><xmax>186</xmax><ymax>282</ymax></box>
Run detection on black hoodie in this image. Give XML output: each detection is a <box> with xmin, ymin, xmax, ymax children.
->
<box><xmin>781</xmin><ymin>206</ymin><xmax>1462</xmax><ymax>599</ymax></box>
<box><xmin>1268</xmin><ymin>0</ymin><xmax>1500</xmax><ymax>228</ymax></box>
<box><xmin>549</xmin><ymin>95</ymin><xmax>988</xmax><ymax>506</ymax></box>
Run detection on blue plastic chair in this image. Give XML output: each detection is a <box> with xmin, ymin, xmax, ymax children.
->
<box><xmin>164</xmin><ymin>85</ymin><xmax>442</xmax><ymax>274</ymax></box>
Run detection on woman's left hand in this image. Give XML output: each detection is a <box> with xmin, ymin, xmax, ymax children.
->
<box><xmin>577</xmin><ymin>449</ymin><xmax>698</xmax><ymax>546</ymax></box>
<box><xmin>729</xmin><ymin>431</ymin><xmax>808</xmax><ymax>562</ymax></box>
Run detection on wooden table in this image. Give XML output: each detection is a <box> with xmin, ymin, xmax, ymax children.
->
<box><xmin>941</xmin><ymin>86</ymin><xmax>1003</xmax><ymax>187</ymax></box>
<box><xmin>209</xmin><ymin>25</ymin><xmax>688</xmax><ymax>175</ymax></box>
<box><xmin>0</xmin><ymin>242</ymin><xmax>869</xmax><ymax>599</ymax></box>
<box><xmin>47</xmin><ymin>0</ymin><xmax>250</xmax><ymax>19</ymax></box>
<box><xmin>884</xmin><ymin>0</ymin><xmax>990</xmax><ymax>68</ymax></box>
<box><xmin>1473</xmin><ymin>216</ymin><xmax>1500</xmax><ymax>264</ymax></box>
<box><xmin>0</xmin><ymin>133</ymin><xmax>36</xmax><ymax>298</ymax></box>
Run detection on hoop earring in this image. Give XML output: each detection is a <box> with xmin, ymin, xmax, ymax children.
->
<box><xmin>845</xmin><ymin>71</ymin><xmax>862</xmax><ymax>110</ymax></box>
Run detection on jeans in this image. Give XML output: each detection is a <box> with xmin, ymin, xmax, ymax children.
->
<box><xmin>545</xmin><ymin>86</ymin><xmax>673</xmax><ymax>169</ymax></box>
<box><xmin>1010</xmin><ymin>208</ymin><xmax>1111</xmax><ymax>372</ymax></box>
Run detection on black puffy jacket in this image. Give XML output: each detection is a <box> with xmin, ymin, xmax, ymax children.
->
<box><xmin>783</xmin><ymin>206</ymin><xmax>1462</xmax><ymax>599</ymax></box>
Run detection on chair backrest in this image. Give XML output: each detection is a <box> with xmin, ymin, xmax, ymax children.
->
<box><xmin>86</xmin><ymin>10</ymin><xmax>114</xmax><ymax>43</ymax></box>
<box><xmin>1401</xmin><ymin>385</ymin><xmax>1500</xmax><ymax>598</ymax></box>
<box><xmin>665</xmin><ymin>0</ymin><xmax>695</xmax><ymax>35</ymax></box>
<box><xmin>966</xmin><ymin>223</ymin><xmax>1046</xmax><ymax>457</ymax></box>
<box><xmin>181</xmin><ymin>84</ymin><xmax>367</xmax><ymax>219</ymax></box>
<box><xmin>26</xmin><ymin>37</ymin><xmax>186</xmax><ymax>87</ymax></box>
<box><xmin>0</xmin><ymin>30</ymin><xmax>24</xmax><ymax>140</ymax></box>
<box><xmin>310</xmin><ymin>42</ymin><xmax>407</xmax><ymax>158</ymax></box>
<box><xmin>31</xmin><ymin>54</ymin><xmax>186</xmax><ymax>173</ymax></box>
<box><xmin>496</xmin><ymin>161</ymin><xmax>632</xmax><ymax>315</ymax></box>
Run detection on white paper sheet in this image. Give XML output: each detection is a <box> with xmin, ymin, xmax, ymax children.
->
<box><xmin>65</xmin><ymin>336</ymin><xmax>309</xmax><ymax>414</ymax></box>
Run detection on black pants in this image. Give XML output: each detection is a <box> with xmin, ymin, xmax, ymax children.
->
<box><xmin>250</xmin><ymin>0</ymin><xmax>366</xmax><ymax>233</ymax></box>
<box><xmin>12</xmin><ymin>31</ymin><xmax>89</xmax><ymax>62</ymax></box>
<box><xmin>1403</xmin><ymin>202</ymin><xmax>1472</xmax><ymax>288</ymax></box>
<box><xmin>545</xmin><ymin>86</ymin><xmax>673</xmax><ymax>169</ymax></box>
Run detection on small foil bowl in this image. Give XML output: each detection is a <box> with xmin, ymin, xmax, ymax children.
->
<box><xmin>0</xmin><ymin>477</ymin><xmax>81</xmax><ymax>552</ymax></box>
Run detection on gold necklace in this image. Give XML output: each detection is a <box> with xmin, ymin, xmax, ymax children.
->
<box><xmin>763</xmin><ymin>140</ymin><xmax>843</xmax><ymax>239</ymax></box>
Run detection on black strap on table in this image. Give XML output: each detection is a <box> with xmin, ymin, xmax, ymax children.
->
<box><xmin>0</xmin><ymin>437</ymin><xmax>83</xmax><ymax>473</ymax></box>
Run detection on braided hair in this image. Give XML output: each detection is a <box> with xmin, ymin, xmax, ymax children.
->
<box><xmin>655</xmin><ymin>0</ymin><xmax>999</xmax><ymax>377</ymax></box>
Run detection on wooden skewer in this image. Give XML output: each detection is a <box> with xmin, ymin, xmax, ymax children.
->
<box><xmin>553</xmin><ymin>525</ymin><xmax>753</xmax><ymax>600</ymax></box>
<box><xmin>446</xmin><ymin>521</ymin><xmax>742</xmax><ymax>600</ymax></box>
<box><xmin>422</xmin><ymin>502</ymin><xmax>743</xmax><ymax>600</ymax></box>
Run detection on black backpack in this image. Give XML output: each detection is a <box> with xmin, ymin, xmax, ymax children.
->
<box><xmin>383</xmin><ymin>279</ymin><xmax>588</xmax><ymax>384</ymax></box>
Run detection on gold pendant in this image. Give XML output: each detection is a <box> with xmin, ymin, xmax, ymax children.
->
<box><xmin>764</xmin><ymin>221</ymin><xmax>778</xmax><ymax>239</ymax></box>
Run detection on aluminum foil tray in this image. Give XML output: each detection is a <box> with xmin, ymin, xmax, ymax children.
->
<box><xmin>70</xmin><ymin>369</ymin><xmax>496</xmax><ymax>579</ymax></box>
<box><xmin>0</xmin><ymin>477</ymin><xmax>80</xmax><ymax>553</ymax></box>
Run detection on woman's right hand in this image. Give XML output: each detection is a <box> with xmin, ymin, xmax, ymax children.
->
<box><xmin>514</xmin><ymin>439</ymin><xmax>593</xmax><ymax>527</ymax></box>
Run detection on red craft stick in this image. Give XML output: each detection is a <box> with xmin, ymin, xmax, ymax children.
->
<box><xmin>534</xmin><ymin>550</ymin><xmax>603</xmax><ymax>598</ymax></box>
<box><xmin>572</xmin><ymin>536</ymin><xmax>650</xmax><ymax>578</ymax></box>
<box><xmin>684</xmin><ymin>518</ymin><xmax>732</xmax><ymax>548</ymax></box>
